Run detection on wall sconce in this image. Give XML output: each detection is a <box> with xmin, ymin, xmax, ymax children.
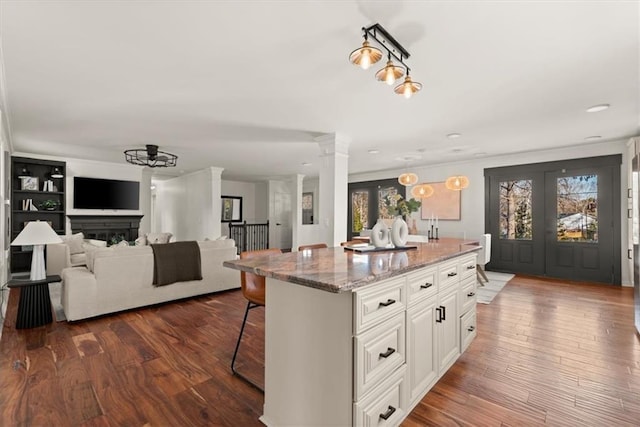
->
<box><xmin>50</xmin><ymin>167</ymin><xmax>64</xmax><ymax>178</ymax></box>
<box><xmin>445</xmin><ymin>175</ymin><xmax>470</xmax><ymax>191</ymax></box>
<box><xmin>349</xmin><ymin>23</ymin><xmax>422</xmax><ymax>98</ymax></box>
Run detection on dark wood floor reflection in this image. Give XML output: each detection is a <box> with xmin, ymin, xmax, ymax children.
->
<box><xmin>0</xmin><ymin>275</ymin><xmax>638</xmax><ymax>426</ymax></box>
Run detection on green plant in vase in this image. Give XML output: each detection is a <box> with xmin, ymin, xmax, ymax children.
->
<box><xmin>385</xmin><ymin>194</ymin><xmax>422</xmax><ymax>234</ymax></box>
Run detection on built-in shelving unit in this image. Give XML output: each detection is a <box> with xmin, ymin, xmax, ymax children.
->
<box><xmin>10</xmin><ymin>157</ymin><xmax>66</xmax><ymax>273</ymax></box>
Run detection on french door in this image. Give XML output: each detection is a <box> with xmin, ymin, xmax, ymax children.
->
<box><xmin>347</xmin><ymin>179</ymin><xmax>406</xmax><ymax>241</ymax></box>
<box><xmin>485</xmin><ymin>155</ymin><xmax>621</xmax><ymax>284</ymax></box>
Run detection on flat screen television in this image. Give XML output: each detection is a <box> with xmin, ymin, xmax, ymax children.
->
<box><xmin>73</xmin><ymin>177</ymin><xmax>140</xmax><ymax>210</ymax></box>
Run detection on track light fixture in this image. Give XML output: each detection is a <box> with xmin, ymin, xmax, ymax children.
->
<box><xmin>350</xmin><ymin>23</ymin><xmax>422</xmax><ymax>98</ymax></box>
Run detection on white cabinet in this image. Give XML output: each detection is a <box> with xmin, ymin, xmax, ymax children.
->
<box><xmin>406</xmin><ymin>294</ymin><xmax>438</xmax><ymax>406</ymax></box>
<box><xmin>436</xmin><ymin>289</ymin><xmax>460</xmax><ymax>374</ymax></box>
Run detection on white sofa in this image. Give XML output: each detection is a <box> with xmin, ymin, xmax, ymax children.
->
<box><xmin>60</xmin><ymin>239</ymin><xmax>240</xmax><ymax>321</ymax></box>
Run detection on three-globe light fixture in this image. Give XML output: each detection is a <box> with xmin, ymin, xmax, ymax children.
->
<box><xmin>349</xmin><ymin>23</ymin><xmax>422</xmax><ymax>98</ymax></box>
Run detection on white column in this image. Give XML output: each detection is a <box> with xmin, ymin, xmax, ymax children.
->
<box><xmin>139</xmin><ymin>169</ymin><xmax>153</xmax><ymax>235</ymax></box>
<box><xmin>316</xmin><ymin>133</ymin><xmax>350</xmax><ymax>247</ymax></box>
<box><xmin>210</xmin><ymin>167</ymin><xmax>224</xmax><ymax>239</ymax></box>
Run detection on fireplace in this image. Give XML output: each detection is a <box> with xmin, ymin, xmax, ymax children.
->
<box><xmin>68</xmin><ymin>215</ymin><xmax>143</xmax><ymax>243</ymax></box>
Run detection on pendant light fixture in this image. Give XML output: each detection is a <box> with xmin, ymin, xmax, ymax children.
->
<box><xmin>375</xmin><ymin>54</ymin><xmax>405</xmax><ymax>85</ymax></box>
<box><xmin>445</xmin><ymin>175</ymin><xmax>470</xmax><ymax>191</ymax></box>
<box><xmin>124</xmin><ymin>144</ymin><xmax>178</xmax><ymax>168</ymax></box>
<box><xmin>411</xmin><ymin>183</ymin><xmax>434</xmax><ymax>199</ymax></box>
<box><xmin>398</xmin><ymin>172</ymin><xmax>419</xmax><ymax>186</ymax></box>
<box><xmin>349</xmin><ymin>23</ymin><xmax>422</xmax><ymax>98</ymax></box>
<box><xmin>394</xmin><ymin>70</ymin><xmax>423</xmax><ymax>99</ymax></box>
<box><xmin>349</xmin><ymin>34</ymin><xmax>382</xmax><ymax>70</ymax></box>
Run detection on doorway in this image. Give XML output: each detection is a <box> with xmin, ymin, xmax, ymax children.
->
<box><xmin>485</xmin><ymin>155</ymin><xmax>621</xmax><ymax>284</ymax></box>
<box><xmin>347</xmin><ymin>178</ymin><xmax>406</xmax><ymax>240</ymax></box>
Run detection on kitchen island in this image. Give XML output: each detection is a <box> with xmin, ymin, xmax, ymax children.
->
<box><xmin>224</xmin><ymin>239</ymin><xmax>480</xmax><ymax>426</ymax></box>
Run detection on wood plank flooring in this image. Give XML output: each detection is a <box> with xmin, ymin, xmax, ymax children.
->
<box><xmin>0</xmin><ymin>275</ymin><xmax>637</xmax><ymax>426</ymax></box>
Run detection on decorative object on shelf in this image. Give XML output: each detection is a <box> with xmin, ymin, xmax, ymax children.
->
<box><xmin>10</xmin><ymin>220</ymin><xmax>63</xmax><ymax>280</ymax></box>
<box><xmin>421</xmin><ymin>181</ymin><xmax>462</xmax><ymax>221</ymax></box>
<box><xmin>50</xmin><ymin>167</ymin><xmax>64</xmax><ymax>178</ymax></box>
<box><xmin>42</xmin><ymin>179</ymin><xmax>56</xmax><ymax>191</ymax></box>
<box><xmin>40</xmin><ymin>199</ymin><xmax>59</xmax><ymax>211</ymax></box>
<box><xmin>349</xmin><ymin>23</ymin><xmax>422</xmax><ymax>98</ymax></box>
<box><xmin>390</xmin><ymin>216</ymin><xmax>409</xmax><ymax>247</ymax></box>
<box><xmin>411</xmin><ymin>183</ymin><xmax>434</xmax><ymax>199</ymax></box>
<box><xmin>124</xmin><ymin>144</ymin><xmax>178</xmax><ymax>168</ymax></box>
<box><xmin>20</xmin><ymin>176</ymin><xmax>38</xmax><ymax>191</ymax></box>
<box><xmin>370</xmin><ymin>218</ymin><xmax>390</xmax><ymax>248</ymax></box>
<box><xmin>445</xmin><ymin>175</ymin><xmax>470</xmax><ymax>191</ymax></box>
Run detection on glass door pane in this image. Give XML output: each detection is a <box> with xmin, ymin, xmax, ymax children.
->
<box><xmin>351</xmin><ymin>190</ymin><xmax>369</xmax><ymax>233</ymax></box>
<box><xmin>499</xmin><ymin>179</ymin><xmax>532</xmax><ymax>240</ymax></box>
<box><xmin>556</xmin><ymin>175</ymin><xmax>598</xmax><ymax>242</ymax></box>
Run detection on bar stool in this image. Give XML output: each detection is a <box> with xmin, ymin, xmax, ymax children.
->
<box><xmin>298</xmin><ymin>243</ymin><xmax>327</xmax><ymax>251</ymax></box>
<box><xmin>231</xmin><ymin>247</ymin><xmax>282</xmax><ymax>390</ymax></box>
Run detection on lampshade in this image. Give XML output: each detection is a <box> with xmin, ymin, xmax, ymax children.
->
<box><xmin>394</xmin><ymin>73</ymin><xmax>423</xmax><ymax>99</ymax></box>
<box><xmin>375</xmin><ymin>58</ymin><xmax>405</xmax><ymax>85</ymax></box>
<box><xmin>11</xmin><ymin>221</ymin><xmax>63</xmax><ymax>246</ymax></box>
<box><xmin>411</xmin><ymin>183</ymin><xmax>434</xmax><ymax>199</ymax></box>
<box><xmin>398</xmin><ymin>172</ymin><xmax>419</xmax><ymax>186</ymax></box>
<box><xmin>50</xmin><ymin>167</ymin><xmax>64</xmax><ymax>178</ymax></box>
<box><xmin>445</xmin><ymin>175</ymin><xmax>470</xmax><ymax>191</ymax></box>
<box><xmin>349</xmin><ymin>39</ymin><xmax>383</xmax><ymax>70</ymax></box>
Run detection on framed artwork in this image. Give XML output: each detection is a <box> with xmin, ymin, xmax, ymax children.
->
<box><xmin>420</xmin><ymin>181</ymin><xmax>461</xmax><ymax>220</ymax></box>
<box><xmin>20</xmin><ymin>176</ymin><xmax>39</xmax><ymax>191</ymax></box>
<box><xmin>221</xmin><ymin>195</ymin><xmax>242</xmax><ymax>222</ymax></box>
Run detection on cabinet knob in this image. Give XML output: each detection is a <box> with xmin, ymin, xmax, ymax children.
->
<box><xmin>379</xmin><ymin>405</ymin><xmax>396</xmax><ymax>421</ymax></box>
<box><xmin>420</xmin><ymin>282</ymin><xmax>433</xmax><ymax>289</ymax></box>
<box><xmin>379</xmin><ymin>347</ymin><xmax>396</xmax><ymax>359</ymax></box>
<box><xmin>467</xmin><ymin>292</ymin><xmax>475</xmax><ymax>297</ymax></box>
<box><xmin>468</xmin><ymin>325</ymin><xmax>475</xmax><ymax>332</ymax></box>
<box><xmin>378</xmin><ymin>298</ymin><xmax>396</xmax><ymax>308</ymax></box>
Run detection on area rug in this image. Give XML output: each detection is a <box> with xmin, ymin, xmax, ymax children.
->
<box><xmin>49</xmin><ymin>281</ymin><xmax>66</xmax><ymax>321</ymax></box>
<box><xmin>476</xmin><ymin>271</ymin><xmax>515</xmax><ymax>304</ymax></box>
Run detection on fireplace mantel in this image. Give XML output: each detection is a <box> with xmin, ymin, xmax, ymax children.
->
<box><xmin>68</xmin><ymin>215</ymin><xmax>143</xmax><ymax>243</ymax></box>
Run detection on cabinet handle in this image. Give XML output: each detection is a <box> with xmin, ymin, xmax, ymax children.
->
<box><xmin>420</xmin><ymin>282</ymin><xmax>433</xmax><ymax>289</ymax></box>
<box><xmin>378</xmin><ymin>299</ymin><xmax>396</xmax><ymax>308</ymax></box>
<box><xmin>467</xmin><ymin>265</ymin><xmax>476</xmax><ymax>270</ymax></box>
<box><xmin>447</xmin><ymin>272</ymin><xmax>457</xmax><ymax>277</ymax></box>
<box><xmin>441</xmin><ymin>305</ymin><xmax>446</xmax><ymax>321</ymax></box>
<box><xmin>379</xmin><ymin>347</ymin><xmax>396</xmax><ymax>359</ymax></box>
<box><xmin>435</xmin><ymin>307</ymin><xmax>442</xmax><ymax>323</ymax></box>
<box><xmin>379</xmin><ymin>405</ymin><xmax>396</xmax><ymax>421</ymax></box>
<box><xmin>467</xmin><ymin>292</ymin><xmax>475</xmax><ymax>297</ymax></box>
<box><xmin>468</xmin><ymin>325</ymin><xmax>476</xmax><ymax>332</ymax></box>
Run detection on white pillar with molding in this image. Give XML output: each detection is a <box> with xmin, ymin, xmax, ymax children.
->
<box><xmin>210</xmin><ymin>167</ymin><xmax>224</xmax><ymax>239</ymax></box>
<box><xmin>291</xmin><ymin>174</ymin><xmax>304</xmax><ymax>251</ymax></box>
<box><xmin>316</xmin><ymin>133</ymin><xmax>350</xmax><ymax>247</ymax></box>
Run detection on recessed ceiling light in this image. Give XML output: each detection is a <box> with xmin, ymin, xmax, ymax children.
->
<box><xmin>451</xmin><ymin>148</ymin><xmax>464</xmax><ymax>153</ymax></box>
<box><xmin>474</xmin><ymin>152</ymin><xmax>487</xmax><ymax>157</ymax></box>
<box><xmin>368</xmin><ymin>149</ymin><xmax>380</xmax><ymax>154</ymax></box>
<box><xmin>447</xmin><ymin>133</ymin><xmax>461</xmax><ymax>139</ymax></box>
<box><xmin>150</xmin><ymin>185</ymin><xmax>156</xmax><ymax>190</ymax></box>
<box><xmin>586</xmin><ymin>104</ymin><xmax>610</xmax><ymax>113</ymax></box>
<box><xmin>584</xmin><ymin>135</ymin><xmax>602</xmax><ymax>141</ymax></box>
<box><xmin>302</xmin><ymin>162</ymin><xmax>311</xmax><ymax>166</ymax></box>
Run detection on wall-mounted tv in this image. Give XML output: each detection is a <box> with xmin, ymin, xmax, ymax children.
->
<box><xmin>73</xmin><ymin>177</ymin><xmax>140</xmax><ymax>210</ymax></box>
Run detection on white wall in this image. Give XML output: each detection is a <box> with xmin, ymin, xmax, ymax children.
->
<box><xmin>0</xmin><ymin>110</ymin><xmax>10</xmax><ymax>319</ymax></box>
<box><xmin>220</xmin><ymin>179</ymin><xmax>260</xmax><ymax>237</ymax></box>
<box><xmin>350</xmin><ymin>139</ymin><xmax>630</xmax><ymax>284</ymax></box>
<box><xmin>155</xmin><ymin>168</ymin><xmax>223</xmax><ymax>241</ymax></box>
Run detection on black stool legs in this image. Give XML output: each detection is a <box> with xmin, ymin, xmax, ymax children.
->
<box><xmin>231</xmin><ymin>301</ymin><xmax>263</xmax><ymax>391</ymax></box>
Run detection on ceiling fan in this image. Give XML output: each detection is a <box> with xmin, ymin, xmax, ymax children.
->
<box><xmin>124</xmin><ymin>144</ymin><xmax>178</xmax><ymax>168</ymax></box>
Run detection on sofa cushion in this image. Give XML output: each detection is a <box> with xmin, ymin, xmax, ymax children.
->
<box><xmin>146</xmin><ymin>232</ymin><xmax>172</xmax><ymax>244</ymax></box>
<box><xmin>69</xmin><ymin>253</ymin><xmax>87</xmax><ymax>266</ymax></box>
<box><xmin>135</xmin><ymin>235</ymin><xmax>148</xmax><ymax>246</ymax></box>
<box><xmin>63</xmin><ymin>232</ymin><xmax>85</xmax><ymax>255</ymax></box>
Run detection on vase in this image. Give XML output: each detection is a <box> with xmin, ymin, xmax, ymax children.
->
<box><xmin>370</xmin><ymin>219</ymin><xmax>390</xmax><ymax>248</ymax></box>
<box><xmin>409</xmin><ymin>218</ymin><xmax>418</xmax><ymax>235</ymax></box>
<box><xmin>390</xmin><ymin>216</ymin><xmax>409</xmax><ymax>247</ymax></box>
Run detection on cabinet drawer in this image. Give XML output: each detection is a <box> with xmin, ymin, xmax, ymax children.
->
<box><xmin>354</xmin><ymin>277</ymin><xmax>406</xmax><ymax>333</ymax></box>
<box><xmin>406</xmin><ymin>267</ymin><xmax>437</xmax><ymax>306</ymax></box>
<box><xmin>438</xmin><ymin>261</ymin><xmax>459</xmax><ymax>291</ymax></box>
<box><xmin>354</xmin><ymin>365</ymin><xmax>407</xmax><ymax>427</ymax></box>
<box><xmin>459</xmin><ymin>276</ymin><xmax>476</xmax><ymax>315</ymax></box>
<box><xmin>459</xmin><ymin>254</ymin><xmax>478</xmax><ymax>280</ymax></box>
<box><xmin>460</xmin><ymin>309</ymin><xmax>477</xmax><ymax>352</ymax></box>
<box><xmin>355</xmin><ymin>313</ymin><xmax>405</xmax><ymax>400</ymax></box>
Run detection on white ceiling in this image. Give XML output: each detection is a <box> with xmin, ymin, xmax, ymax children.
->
<box><xmin>1</xmin><ymin>1</ymin><xmax>638</xmax><ymax>182</ymax></box>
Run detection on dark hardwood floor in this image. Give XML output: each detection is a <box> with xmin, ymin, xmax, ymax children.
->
<box><xmin>0</xmin><ymin>275</ymin><xmax>638</xmax><ymax>426</ymax></box>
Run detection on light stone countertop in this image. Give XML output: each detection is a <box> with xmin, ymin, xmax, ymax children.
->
<box><xmin>223</xmin><ymin>238</ymin><xmax>481</xmax><ymax>293</ymax></box>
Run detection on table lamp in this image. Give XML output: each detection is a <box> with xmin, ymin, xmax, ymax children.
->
<box><xmin>11</xmin><ymin>221</ymin><xmax>63</xmax><ymax>280</ymax></box>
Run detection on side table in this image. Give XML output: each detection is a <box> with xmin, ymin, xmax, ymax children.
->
<box><xmin>7</xmin><ymin>275</ymin><xmax>61</xmax><ymax>329</ymax></box>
